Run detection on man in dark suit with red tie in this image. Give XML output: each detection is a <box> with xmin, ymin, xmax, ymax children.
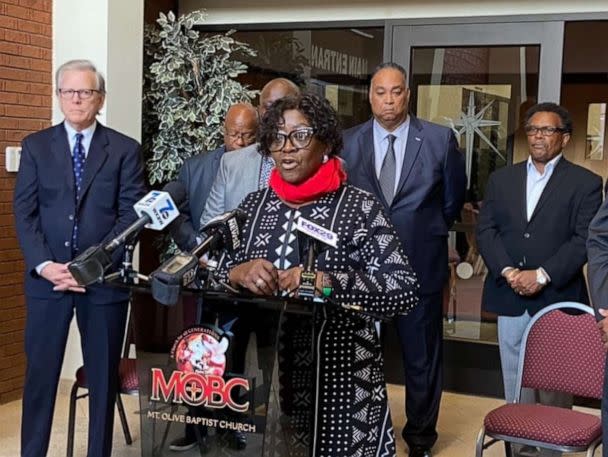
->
<box><xmin>342</xmin><ymin>62</ymin><xmax>466</xmax><ymax>457</ymax></box>
<box><xmin>14</xmin><ymin>59</ymin><xmax>146</xmax><ymax>457</ymax></box>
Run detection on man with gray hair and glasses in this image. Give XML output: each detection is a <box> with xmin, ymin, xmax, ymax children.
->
<box><xmin>14</xmin><ymin>59</ymin><xmax>146</xmax><ymax>457</ymax></box>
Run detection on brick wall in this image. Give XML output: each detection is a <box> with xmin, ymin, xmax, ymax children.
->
<box><xmin>0</xmin><ymin>0</ymin><xmax>52</xmax><ymax>404</ymax></box>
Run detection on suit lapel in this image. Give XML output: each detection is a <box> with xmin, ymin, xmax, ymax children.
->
<box><xmin>394</xmin><ymin>116</ymin><xmax>423</xmax><ymax>199</ymax></box>
<box><xmin>528</xmin><ymin>158</ymin><xmax>568</xmax><ymax>224</ymax></box>
<box><xmin>251</xmin><ymin>146</ymin><xmax>263</xmax><ymax>188</ymax></box>
<box><xmin>214</xmin><ymin>145</ymin><xmax>225</xmax><ymax>170</ymax></box>
<box><xmin>357</xmin><ymin>121</ymin><xmax>387</xmax><ymax>205</ymax></box>
<box><xmin>513</xmin><ymin>162</ymin><xmax>528</xmax><ymax>225</ymax></box>
<box><xmin>51</xmin><ymin>123</ymin><xmax>74</xmax><ymax>194</ymax></box>
<box><xmin>78</xmin><ymin>124</ymin><xmax>109</xmax><ymax>210</ymax></box>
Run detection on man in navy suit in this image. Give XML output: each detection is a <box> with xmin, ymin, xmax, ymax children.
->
<box><xmin>342</xmin><ymin>62</ymin><xmax>466</xmax><ymax>457</ymax></box>
<box><xmin>171</xmin><ymin>102</ymin><xmax>258</xmax><ymax>252</ymax></box>
<box><xmin>13</xmin><ymin>59</ymin><xmax>146</xmax><ymax>457</ymax></box>
<box><xmin>478</xmin><ymin>103</ymin><xmax>602</xmax><ymax>457</ymax></box>
<box><xmin>168</xmin><ymin>102</ymin><xmax>258</xmax><ymax>452</ymax></box>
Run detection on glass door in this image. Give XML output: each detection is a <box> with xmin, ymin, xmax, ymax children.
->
<box><xmin>385</xmin><ymin>21</ymin><xmax>564</xmax><ymax>395</ymax></box>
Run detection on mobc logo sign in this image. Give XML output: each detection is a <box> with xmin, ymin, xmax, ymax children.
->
<box><xmin>150</xmin><ymin>325</ymin><xmax>250</xmax><ymax>412</ymax></box>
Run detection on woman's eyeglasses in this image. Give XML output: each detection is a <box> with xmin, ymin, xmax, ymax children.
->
<box><xmin>269</xmin><ymin>128</ymin><xmax>315</xmax><ymax>152</ymax></box>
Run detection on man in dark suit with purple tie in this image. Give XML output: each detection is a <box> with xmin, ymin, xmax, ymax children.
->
<box><xmin>14</xmin><ymin>59</ymin><xmax>146</xmax><ymax>457</ymax></box>
<box><xmin>342</xmin><ymin>62</ymin><xmax>466</xmax><ymax>457</ymax></box>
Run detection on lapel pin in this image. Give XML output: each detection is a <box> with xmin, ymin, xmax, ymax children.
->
<box><xmin>415</xmin><ymin>137</ymin><xmax>421</xmax><ymax>142</ymax></box>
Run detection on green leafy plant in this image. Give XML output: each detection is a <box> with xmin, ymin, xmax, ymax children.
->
<box><xmin>143</xmin><ymin>10</ymin><xmax>257</xmax><ymax>186</ymax></box>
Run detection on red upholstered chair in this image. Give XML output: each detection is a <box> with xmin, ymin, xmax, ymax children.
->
<box><xmin>66</xmin><ymin>316</ymin><xmax>139</xmax><ymax>457</ymax></box>
<box><xmin>475</xmin><ymin>302</ymin><xmax>605</xmax><ymax>457</ymax></box>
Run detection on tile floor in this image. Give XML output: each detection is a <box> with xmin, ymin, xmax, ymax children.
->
<box><xmin>0</xmin><ymin>381</ymin><xmax>598</xmax><ymax>456</ymax></box>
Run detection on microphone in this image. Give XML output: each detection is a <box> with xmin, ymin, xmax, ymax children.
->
<box><xmin>68</xmin><ymin>182</ymin><xmax>185</xmax><ymax>286</ymax></box>
<box><xmin>107</xmin><ymin>182</ymin><xmax>185</xmax><ymax>250</ymax></box>
<box><xmin>295</xmin><ymin>217</ymin><xmax>338</xmax><ymax>298</ymax></box>
<box><xmin>150</xmin><ymin>209</ymin><xmax>247</xmax><ymax>306</ymax></box>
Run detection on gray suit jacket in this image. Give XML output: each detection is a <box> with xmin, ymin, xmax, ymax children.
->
<box><xmin>200</xmin><ymin>143</ymin><xmax>262</xmax><ymax>227</ymax></box>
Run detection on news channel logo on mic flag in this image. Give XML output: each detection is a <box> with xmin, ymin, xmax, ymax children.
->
<box><xmin>296</xmin><ymin>217</ymin><xmax>338</xmax><ymax>248</ymax></box>
<box><xmin>134</xmin><ymin>190</ymin><xmax>179</xmax><ymax>230</ymax></box>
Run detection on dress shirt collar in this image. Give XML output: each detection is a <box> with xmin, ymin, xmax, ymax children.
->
<box><xmin>64</xmin><ymin>121</ymin><xmax>97</xmax><ymax>158</ymax></box>
<box><xmin>526</xmin><ymin>152</ymin><xmax>562</xmax><ymax>177</ymax></box>
<box><xmin>372</xmin><ymin>116</ymin><xmax>410</xmax><ymax>143</ymax></box>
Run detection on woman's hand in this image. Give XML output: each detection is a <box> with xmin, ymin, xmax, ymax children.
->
<box><xmin>278</xmin><ymin>266</ymin><xmax>303</xmax><ymax>294</ymax></box>
<box><xmin>229</xmin><ymin>259</ymin><xmax>279</xmax><ymax>295</ymax></box>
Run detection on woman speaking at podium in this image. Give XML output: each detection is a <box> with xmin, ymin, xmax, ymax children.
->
<box><xmin>217</xmin><ymin>93</ymin><xmax>419</xmax><ymax>457</ymax></box>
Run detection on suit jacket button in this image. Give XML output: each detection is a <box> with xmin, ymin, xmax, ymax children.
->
<box><xmin>518</xmin><ymin>261</ymin><xmax>524</xmax><ymax>267</ymax></box>
<box><xmin>68</xmin><ymin>214</ymin><xmax>74</xmax><ymax>221</ymax></box>
<box><xmin>64</xmin><ymin>241</ymin><xmax>70</xmax><ymax>247</ymax></box>
<box><xmin>524</xmin><ymin>233</ymin><xmax>530</xmax><ymax>238</ymax></box>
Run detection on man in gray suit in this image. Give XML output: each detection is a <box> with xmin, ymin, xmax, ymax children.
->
<box><xmin>200</xmin><ymin>78</ymin><xmax>300</xmax><ymax>226</ymax></box>
<box><xmin>171</xmin><ymin>102</ymin><xmax>258</xmax><ymax>252</ymax></box>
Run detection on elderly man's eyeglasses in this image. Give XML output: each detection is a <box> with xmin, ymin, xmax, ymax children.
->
<box><xmin>225</xmin><ymin>131</ymin><xmax>256</xmax><ymax>143</ymax></box>
<box><xmin>524</xmin><ymin>125</ymin><xmax>567</xmax><ymax>137</ymax></box>
<box><xmin>269</xmin><ymin>128</ymin><xmax>315</xmax><ymax>152</ymax></box>
<box><xmin>58</xmin><ymin>89</ymin><xmax>101</xmax><ymax>100</ymax></box>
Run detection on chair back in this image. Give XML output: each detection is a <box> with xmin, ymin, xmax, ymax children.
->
<box><xmin>515</xmin><ymin>302</ymin><xmax>605</xmax><ymax>400</ymax></box>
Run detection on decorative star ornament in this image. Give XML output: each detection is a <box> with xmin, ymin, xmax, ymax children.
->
<box><xmin>444</xmin><ymin>92</ymin><xmax>504</xmax><ymax>189</ymax></box>
<box><xmin>586</xmin><ymin>126</ymin><xmax>604</xmax><ymax>160</ymax></box>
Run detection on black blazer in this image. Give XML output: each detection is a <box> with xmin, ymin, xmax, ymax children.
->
<box><xmin>477</xmin><ymin>158</ymin><xmax>602</xmax><ymax>316</ymax></box>
<box><xmin>174</xmin><ymin>146</ymin><xmax>225</xmax><ymax>251</ymax></box>
<box><xmin>342</xmin><ymin>116</ymin><xmax>466</xmax><ymax>294</ymax></box>
<box><xmin>13</xmin><ymin>123</ymin><xmax>146</xmax><ymax>304</ymax></box>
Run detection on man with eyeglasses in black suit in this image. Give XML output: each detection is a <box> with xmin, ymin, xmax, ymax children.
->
<box><xmin>477</xmin><ymin>102</ymin><xmax>602</xmax><ymax>457</ymax></box>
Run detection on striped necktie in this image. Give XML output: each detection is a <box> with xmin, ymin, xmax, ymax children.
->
<box><xmin>71</xmin><ymin>133</ymin><xmax>85</xmax><ymax>251</ymax></box>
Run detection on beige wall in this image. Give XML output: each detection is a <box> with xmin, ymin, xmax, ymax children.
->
<box><xmin>179</xmin><ymin>0</ymin><xmax>608</xmax><ymax>24</ymax></box>
<box><xmin>53</xmin><ymin>0</ymin><xmax>144</xmax><ymax>380</ymax></box>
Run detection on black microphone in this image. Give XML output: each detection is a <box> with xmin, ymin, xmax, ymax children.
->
<box><xmin>295</xmin><ymin>217</ymin><xmax>338</xmax><ymax>298</ymax></box>
<box><xmin>297</xmin><ymin>235</ymin><xmax>318</xmax><ymax>298</ymax></box>
<box><xmin>150</xmin><ymin>209</ymin><xmax>247</xmax><ymax>306</ymax></box>
<box><xmin>68</xmin><ymin>182</ymin><xmax>187</xmax><ymax>286</ymax></box>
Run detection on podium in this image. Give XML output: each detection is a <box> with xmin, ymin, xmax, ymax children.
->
<box><xmin>130</xmin><ymin>287</ymin><xmax>319</xmax><ymax>457</ymax></box>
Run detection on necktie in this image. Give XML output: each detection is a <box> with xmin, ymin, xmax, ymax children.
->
<box><xmin>379</xmin><ymin>134</ymin><xmax>396</xmax><ymax>205</ymax></box>
<box><xmin>259</xmin><ymin>155</ymin><xmax>273</xmax><ymax>190</ymax></box>
<box><xmin>71</xmin><ymin>133</ymin><xmax>85</xmax><ymax>251</ymax></box>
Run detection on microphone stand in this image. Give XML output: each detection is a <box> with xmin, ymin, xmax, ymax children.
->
<box><xmin>103</xmin><ymin>234</ymin><xmax>149</xmax><ymax>285</ymax></box>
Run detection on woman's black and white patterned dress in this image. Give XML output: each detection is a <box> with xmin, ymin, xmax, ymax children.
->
<box><xmin>217</xmin><ymin>184</ymin><xmax>419</xmax><ymax>457</ymax></box>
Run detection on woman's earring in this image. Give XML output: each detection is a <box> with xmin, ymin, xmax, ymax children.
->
<box><xmin>323</xmin><ymin>154</ymin><xmax>329</xmax><ymax>163</ymax></box>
